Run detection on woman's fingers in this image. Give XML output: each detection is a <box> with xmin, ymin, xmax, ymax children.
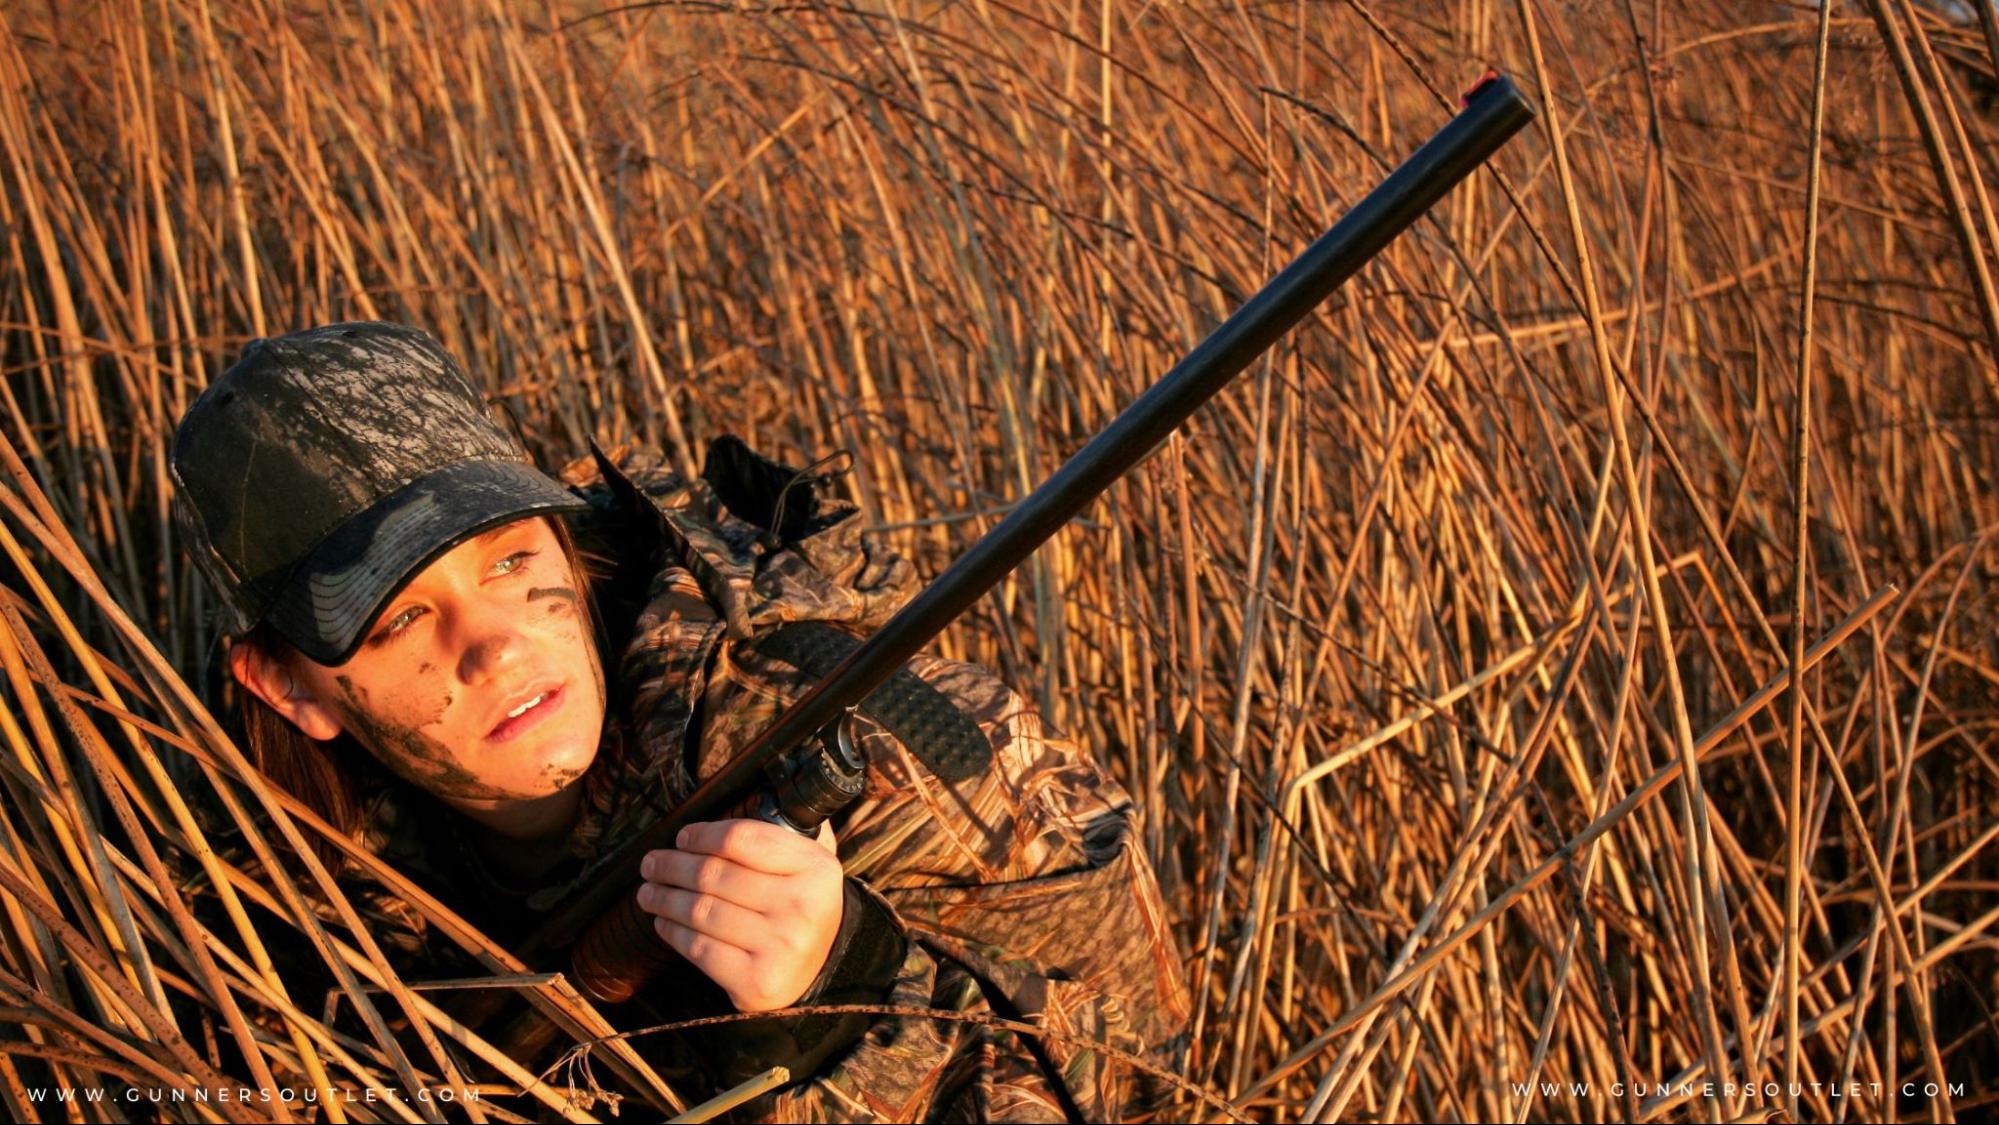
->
<box><xmin>639</xmin><ymin>883</ymin><xmax>769</xmax><ymax>950</ymax></box>
<box><xmin>639</xmin><ymin>819</ymin><xmax>849</xmax><ymax>1012</ymax></box>
<box><xmin>642</xmin><ymin>848</ymin><xmax>781</xmax><ymax>909</ymax></box>
<box><xmin>652</xmin><ymin>915</ymin><xmax>754</xmax><ymax>986</ymax></box>
<box><xmin>675</xmin><ymin>819</ymin><xmax>840</xmax><ymax>876</ymax></box>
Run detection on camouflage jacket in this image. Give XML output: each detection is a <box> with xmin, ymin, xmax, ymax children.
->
<box><xmin>339</xmin><ymin>439</ymin><xmax>1192</xmax><ymax>1121</ymax></box>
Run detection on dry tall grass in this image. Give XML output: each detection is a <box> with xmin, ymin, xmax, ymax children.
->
<box><xmin>1</xmin><ymin>0</ymin><xmax>1996</xmax><ymax>1121</ymax></box>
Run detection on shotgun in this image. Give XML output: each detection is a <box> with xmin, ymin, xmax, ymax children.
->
<box><xmin>482</xmin><ymin>70</ymin><xmax>1535</xmax><ymax>1082</ymax></box>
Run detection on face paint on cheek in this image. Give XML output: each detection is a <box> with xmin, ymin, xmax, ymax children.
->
<box><xmin>531</xmin><ymin>586</ymin><xmax>580</xmax><ymax>623</ymax></box>
<box><xmin>528</xmin><ymin>572</ymin><xmax>605</xmax><ymax>760</ymax></box>
<box><xmin>334</xmin><ymin>675</ymin><xmax>513</xmax><ymax>802</ymax></box>
<box><xmin>527</xmin><ymin>586</ymin><xmax>578</xmax><ymax>610</ymax></box>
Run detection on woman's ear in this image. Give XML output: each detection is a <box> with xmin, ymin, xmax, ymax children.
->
<box><xmin>228</xmin><ymin>641</ymin><xmax>345</xmax><ymax>742</ymax></box>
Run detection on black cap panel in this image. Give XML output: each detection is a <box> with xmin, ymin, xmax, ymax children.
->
<box><xmin>169</xmin><ymin>321</ymin><xmax>585</xmax><ymax>656</ymax></box>
<box><xmin>264</xmin><ymin>459</ymin><xmax>586</xmax><ymax>666</ymax></box>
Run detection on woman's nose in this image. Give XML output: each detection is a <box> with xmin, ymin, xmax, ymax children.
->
<box><xmin>455</xmin><ymin>603</ymin><xmax>528</xmax><ymax>683</ymax></box>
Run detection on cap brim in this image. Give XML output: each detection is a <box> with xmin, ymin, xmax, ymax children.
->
<box><xmin>264</xmin><ymin>460</ymin><xmax>589</xmax><ymax>666</ymax></box>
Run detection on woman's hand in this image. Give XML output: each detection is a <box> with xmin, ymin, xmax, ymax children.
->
<box><xmin>637</xmin><ymin>819</ymin><xmax>845</xmax><ymax>1012</ymax></box>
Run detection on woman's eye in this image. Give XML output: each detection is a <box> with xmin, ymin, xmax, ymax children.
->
<box><xmin>492</xmin><ymin>550</ymin><xmax>537</xmax><ymax>577</ymax></box>
<box><xmin>375</xmin><ymin>606</ymin><xmax>424</xmax><ymax>642</ymax></box>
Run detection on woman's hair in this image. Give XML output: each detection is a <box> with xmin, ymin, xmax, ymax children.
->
<box><xmin>232</xmin><ymin>516</ymin><xmax>608</xmax><ymax>874</ymax></box>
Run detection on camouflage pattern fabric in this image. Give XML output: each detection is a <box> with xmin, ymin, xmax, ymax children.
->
<box><xmin>560</xmin><ymin>445</ymin><xmax>1193</xmax><ymax>1122</ymax></box>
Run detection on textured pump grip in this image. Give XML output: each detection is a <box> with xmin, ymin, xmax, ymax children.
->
<box><xmin>748</xmin><ymin>623</ymin><xmax>991</xmax><ymax>783</ymax></box>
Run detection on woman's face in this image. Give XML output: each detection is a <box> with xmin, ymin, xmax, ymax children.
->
<box><xmin>242</xmin><ymin>516</ymin><xmax>606</xmax><ymax>816</ymax></box>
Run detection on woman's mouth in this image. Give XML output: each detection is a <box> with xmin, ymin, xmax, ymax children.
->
<box><xmin>488</xmin><ymin>684</ymin><xmax>566</xmax><ymax>742</ymax></box>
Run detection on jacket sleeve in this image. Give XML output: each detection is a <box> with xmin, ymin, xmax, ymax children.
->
<box><xmin>687</xmin><ymin>642</ymin><xmax>1194</xmax><ymax>1123</ymax></box>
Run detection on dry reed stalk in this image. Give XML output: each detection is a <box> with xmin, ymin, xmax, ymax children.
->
<box><xmin>1782</xmin><ymin>0</ymin><xmax>1837</xmax><ymax>1116</ymax></box>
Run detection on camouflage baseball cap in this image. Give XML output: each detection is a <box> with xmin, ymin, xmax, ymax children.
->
<box><xmin>169</xmin><ymin>321</ymin><xmax>587</xmax><ymax>666</ymax></box>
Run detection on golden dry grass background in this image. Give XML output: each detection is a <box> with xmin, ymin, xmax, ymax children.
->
<box><xmin>1</xmin><ymin>0</ymin><xmax>1996</xmax><ymax>1121</ymax></box>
